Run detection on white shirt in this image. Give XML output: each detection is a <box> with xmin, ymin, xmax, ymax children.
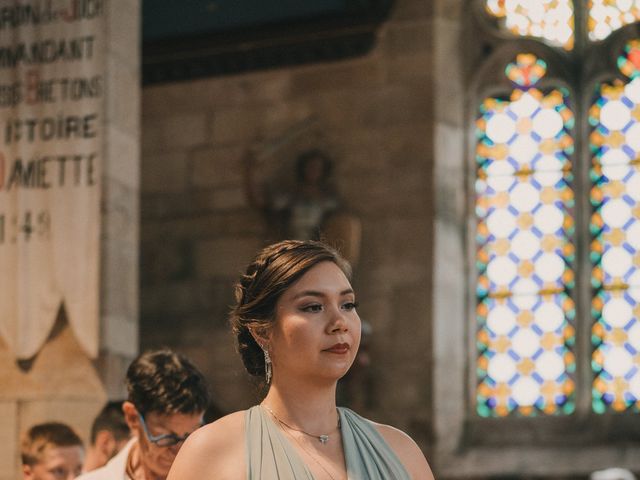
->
<box><xmin>76</xmin><ymin>438</ymin><xmax>136</xmax><ymax>480</ymax></box>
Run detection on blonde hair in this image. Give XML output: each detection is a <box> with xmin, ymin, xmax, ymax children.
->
<box><xmin>21</xmin><ymin>422</ymin><xmax>83</xmax><ymax>466</ymax></box>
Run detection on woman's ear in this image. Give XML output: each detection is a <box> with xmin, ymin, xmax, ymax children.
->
<box><xmin>248</xmin><ymin>325</ymin><xmax>270</xmax><ymax>349</ymax></box>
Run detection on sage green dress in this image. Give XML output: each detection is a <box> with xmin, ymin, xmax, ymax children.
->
<box><xmin>245</xmin><ymin>405</ymin><xmax>411</xmax><ymax>479</ymax></box>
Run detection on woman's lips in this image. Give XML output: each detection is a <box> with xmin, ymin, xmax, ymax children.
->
<box><xmin>324</xmin><ymin>343</ymin><xmax>350</xmax><ymax>354</ymax></box>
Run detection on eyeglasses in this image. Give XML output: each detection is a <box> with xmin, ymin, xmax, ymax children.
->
<box><xmin>138</xmin><ymin>413</ymin><xmax>199</xmax><ymax>447</ymax></box>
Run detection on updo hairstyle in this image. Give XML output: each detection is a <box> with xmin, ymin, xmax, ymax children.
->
<box><xmin>230</xmin><ymin>240</ymin><xmax>352</xmax><ymax>380</ymax></box>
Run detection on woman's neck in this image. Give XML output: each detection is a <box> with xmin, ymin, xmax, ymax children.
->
<box><xmin>262</xmin><ymin>378</ymin><xmax>339</xmax><ymax>433</ymax></box>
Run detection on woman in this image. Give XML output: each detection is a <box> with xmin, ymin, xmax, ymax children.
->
<box><xmin>167</xmin><ymin>240</ymin><xmax>434</xmax><ymax>479</ymax></box>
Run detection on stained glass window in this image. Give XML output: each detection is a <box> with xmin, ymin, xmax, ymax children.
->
<box><xmin>485</xmin><ymin>0</ymin><xmax>640</xmax><ymax>47</ymax></box>
<box><xmin>478</xmin><ymin>0</ymin><xmax>640</xmax><ymax>422</ymax></box>
<box><xmin>485</xmin><ymin>0</ymin><xmax>575</xmax><ymax>50</ymax></box>
<box><xmin>589</xmin><ymin>40</ymin><xmax>640</xmax><ymax>413</ymax></box>
<box><xmin>588</xmin><ymin>1</ymin><xmax>640</xmax><ymax>41</ymax></box>
<box><xmin>475</xmin><ymin>54</ymin><xmax>577</xmax><ymax>417</ymax></box>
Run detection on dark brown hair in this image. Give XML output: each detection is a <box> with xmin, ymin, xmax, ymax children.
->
<box><xmin>230</xmin><ymin>239</ymin><xmax>352</xmax><ymax>379</ymax></box>
<box><xmin>126</xmin><ymin>349</ymin><xmax>209</xmax><ymax>416</ymax></box>
<box><xmin>21</xmin><ymin>422</ymin><xmax>83</xmax><ymax>466</ymax></box>
<box><xmin>90</xmin><ymin>400</ymin><xmax>129</xmax><ymax>445</ymax></box>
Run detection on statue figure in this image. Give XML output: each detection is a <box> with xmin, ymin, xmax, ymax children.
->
<box><xmin>243</xmin><ymin>118</ymin><xmax>361</xmax><ymax>266</ymax></box>
<box><xmin>245</xmin><ymin>148</ymin><xmax>340</xmax><ymax>241</ymax></box>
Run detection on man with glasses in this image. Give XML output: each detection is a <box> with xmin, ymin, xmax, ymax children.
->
<box><xmin>77</xmin><ymin>349</ymin><xmax>209</xmax><ymax>480</ymax></box>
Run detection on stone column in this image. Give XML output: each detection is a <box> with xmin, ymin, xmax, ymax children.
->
<box><xmin>98</xmin><ymin>0</ymin><xmax>141</xmax><ymax>400</ymax></box>
<box><xmin>0</xmin><ymin>1</ymin><xmax>140</xmax><ymax>477</ymax></box>
<box><xmin>431</xmin><ymin>0</ymin><xmax>467</xmax><ymax>474</ymax></box>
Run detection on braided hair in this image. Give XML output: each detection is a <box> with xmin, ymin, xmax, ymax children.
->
<box><xmin>230</xmin><ymin>240</ymin><xmax>351</xmax><ymax>380</ymax></box>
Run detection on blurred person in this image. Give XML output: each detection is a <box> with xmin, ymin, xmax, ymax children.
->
<box><xmin>168</xmin><ymin>240</ymin><xmax>434</xmax><ymax>479</ymax></box>
<box><xmin>82</xmin><ymin>400</ymin><xmax>131</xmax><ymax>473</ymax></box>
<box><xmin>77</xmin><ymin>349</ymin><xmax>209</xmax><ymax>480</ymax></box>
<box><xmin>21</xmin><ymin>422</ymin><xmax>84</xmax><ymax>480</ymax></box>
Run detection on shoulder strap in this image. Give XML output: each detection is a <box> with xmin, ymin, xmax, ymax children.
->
<box><xmin>339</xmin><ymin>407</ymin><xmax>412</xmax><ymax>480</ymax></box>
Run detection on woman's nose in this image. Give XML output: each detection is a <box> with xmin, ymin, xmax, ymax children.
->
<box><xmin>328</xmin><ymin>307</ymin><xmax>348</xmax><ymax>332</ymax></box>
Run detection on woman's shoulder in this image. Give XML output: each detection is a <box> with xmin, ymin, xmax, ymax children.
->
<box><xmin>190</xmin><ymin>410</ymin><xmax>250</xmax><ymax>455</ymax></box>
<box><xmin>167</xmin><ymin>410</ymin><xmax>248</xmax><ymax>480</ymax></box>
<box><xmin>207</xmin><ymin>409</ymin><xmax>248</xmax><ymax>430</ymax></box>
<box><xmin>368</xmin><ymin>418</ymin><xmax>435</xmax><ymax>480</ymax></box>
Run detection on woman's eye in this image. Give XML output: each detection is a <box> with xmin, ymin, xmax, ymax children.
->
<box><xmin>342</xmin><ymin>301</ymin><xmax>358</xmax><ymax>311</ymax></box>
<box><xmin>302</xmin><ymin>304</ymin><xmax>323</xmax><ymax>312</ymax></box>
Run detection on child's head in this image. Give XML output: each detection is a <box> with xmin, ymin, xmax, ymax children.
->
<box><xmin>21</xmin><ymin>422</ymin><xmax>84</xmax><ymax>480</ymax></box>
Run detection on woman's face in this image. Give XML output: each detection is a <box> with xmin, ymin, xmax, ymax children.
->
<box><xmin>268</xmin><ymin>261</ymin><xmax>361</xmax><ymax>384</ymax></box>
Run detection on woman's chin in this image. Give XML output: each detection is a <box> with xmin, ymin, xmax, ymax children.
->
<box><xmin>322</xmin><ymin>364</ymin><xmax>355</xmax><ymax>382</ymax></box>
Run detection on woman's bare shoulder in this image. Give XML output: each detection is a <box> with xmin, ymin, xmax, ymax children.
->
<box><xmin>197</xmin><ymin>410</ymin><xmax>247</xmax><ymax>443</ymax></box>
<box><xmin>372</xmin><ymin>421</ymin><xmax>435</xmax><ymax>480</ymax></box>
<box><xmin>167</xmin><ymin>410</ymin><xmax>247</xmax><ymax>480</ymax></box>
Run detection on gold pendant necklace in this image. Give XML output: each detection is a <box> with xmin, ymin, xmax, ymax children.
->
<box><xmin>262</xmin><ymin>405</ymin><xmax>340</xmax><ymax>445</ymax></box>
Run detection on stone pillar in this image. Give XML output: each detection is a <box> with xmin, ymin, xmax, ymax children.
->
<box><xmin>0</xmin><ymin>1</ymin><xmax>140</xmax><ymax>477</ymax></box>
<box><xmin>98</xmin><ymin>0</ymin><xmax>141</xmax><ymax>400</ymax></box>
<box><xmin>432</xmin><ymin>0</ymin><xmax>467</xmax><ymax>466</ymax></box>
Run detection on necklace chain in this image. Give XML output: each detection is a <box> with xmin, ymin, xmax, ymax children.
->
<box><xmin>262</xmin><ymin>405</ymin><xmax>340</xmax><ymax>445</ymax></box>
<box><xmin>285</xmin><ymin>426</ymin><xmax>341</xmax><ymax>480</ymax></box>
<box><xmin>262</xmin><ymin>405</ymin><xmax>343</xmax><ymax>480</ymax></box>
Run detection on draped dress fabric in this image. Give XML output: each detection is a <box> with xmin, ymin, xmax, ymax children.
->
<box><xmin>245</xmin><ymin>405</ymin><xmax>411</xmax><ymax>480</ymax></box>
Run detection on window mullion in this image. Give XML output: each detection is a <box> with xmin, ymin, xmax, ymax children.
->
<box><xmin>573</xmin><ymin>49</ymin><xmax>595</xmax><ymax>416</ymax></box>
<box><xmin>574</xmin><ymin>0</ymin><xmax>588</xmax><ymax>58</ymax></box>
<box><xmin>570</xmin><ymin>0</ymin><xmax>591</xmax><ymax>415</ymax></box>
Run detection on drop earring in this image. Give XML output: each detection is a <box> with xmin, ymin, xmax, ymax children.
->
<box><xmin>263</xmin><ymin>348</ymin><xmax>272</xmax><ymax>384</ymax></box>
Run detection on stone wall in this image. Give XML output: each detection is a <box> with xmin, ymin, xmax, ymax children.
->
<box><xmin>140</xmin><ymin>0</ymin><xmax>435</xmax><ymax>457</ymax></box>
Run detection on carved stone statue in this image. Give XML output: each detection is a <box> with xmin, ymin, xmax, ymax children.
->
<box><xmin>243</xmin><ymin>119</ymin><xmax>361</xmax><ymax>266</ymax></box>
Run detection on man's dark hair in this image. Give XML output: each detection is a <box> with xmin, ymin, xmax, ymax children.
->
<box><xmin>90</xmin><ymin>400</ymin><xmax>130</xmax><ymax>445</ymax></box>
<box><xmin>126</xmin><ymin>349</ymin><xmax>209</xmax><ymax>416</ymax></box>
<box><xmin>21</xmin><ymin>422</ymin><xmax>83</xmax><ymax>466</ymax></box>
